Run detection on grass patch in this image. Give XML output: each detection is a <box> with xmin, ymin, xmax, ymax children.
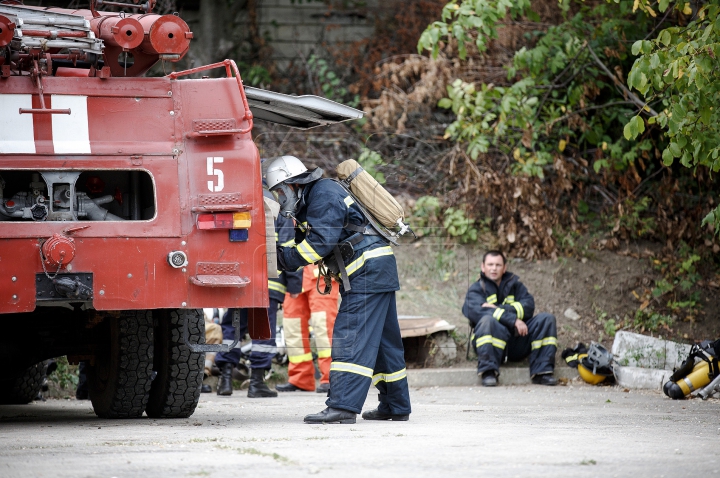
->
<box><xmin>215</xmin><ymin>444</ymin><xmax>297</xmax><ymax>465</ymax></box>
<box><xmin>238</xmin><ymin>447</ymin><xmax>295</xmax><ymax>465</ymax></box>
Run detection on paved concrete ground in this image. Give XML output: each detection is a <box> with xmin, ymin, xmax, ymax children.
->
<box><xmin>1</xmin><ymin>383</ymin><xmax>719</xmax><ymax>478</ymax></box>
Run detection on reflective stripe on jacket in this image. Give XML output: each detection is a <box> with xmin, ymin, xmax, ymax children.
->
<box><xmin>462</xmin><ymin>272</ymin><xmax>535</xmax><ymax>331</ymax></box>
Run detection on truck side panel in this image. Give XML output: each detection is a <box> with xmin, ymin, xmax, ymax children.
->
<box><xmin>0</xmin><ymin>76</ymin><xmax>268</xmax><ymax>313</ymax></box>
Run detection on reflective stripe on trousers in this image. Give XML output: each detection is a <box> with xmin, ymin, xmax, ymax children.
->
<box><xmin>282</xmin><ymin>270</ymin><xmax>339</xmax><ymax>389</ymax></box>
<box><xmin>326</xmin><ymin>291</ymin><xmax>411</xmax><ymax>415</ymax></box>
<box><xmin>472</xmin><ymin>312</ymin><xmax>557</xmax><ymax>376</ymax></box>
<box><xmin>215</xmin><ymin>301</ymin><xmax>278</xmax><ymax>370</ymax></box>
<box><xmin>372</xmin><ymin>368</ymin><xmax>407</xmax><ymax>386</ymax></box>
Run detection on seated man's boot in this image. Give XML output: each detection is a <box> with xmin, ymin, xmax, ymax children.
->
<box><xmin>247</xmin><ymin>368</ymin><xmax>278</xmax><ymax>398</ymax></box>
<box><xmin>531</xmin><ymin>373</ymin><xmax>557</xmax><ymax>386</ymax></box>
<box><xmin>316</xmin><ymin>382</ymin><xmax>330</xmax><ymax>394</ymax></box>
<box><xmin>217</xmin><ymin>363</ymin><xmax>234</xmax><ymax>396</ymax></box>
<box><xmin>480</xmin><ymin>370</ymin><xmax>498</xmax><ymax>387</ymax></box>
<box><xmin>303</xmin><ymin>407</ymin><xmax>356</xmax><ymax>424</ymax></box>
<box><xmin>362</xmin><ymin>408</ymin><xmax>409</xmax><ymax>421</ymax></box>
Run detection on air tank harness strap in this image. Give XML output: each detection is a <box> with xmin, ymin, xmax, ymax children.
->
<box><xmin>339</xmin><ymin>166</ymin><xmax>379</xmax><ymax>238</ymax></box>
<box><xmin>316</xmin><ymin>233</ymin><xmax>365</xmax><ymax>295</ymax></box>
<box><xmin>341</xmin><ymin>165</ymin><xmax>364</xmax><ymax>187</ymax></box>
<box><xmin>344</xmin><ymin>218</ymin><xmax>378</xmax><ymax>236</ymax></box>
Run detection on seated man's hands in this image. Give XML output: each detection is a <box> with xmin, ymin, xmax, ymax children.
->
<box><xmin>482</xmin><ymin>303</ymin><xmax>497</xmax><ymax>308</ymax></box>
<box><xmin>514</xmin><ymin>319</ymin><xmax>528</xmax><ymax>336</ymax></box>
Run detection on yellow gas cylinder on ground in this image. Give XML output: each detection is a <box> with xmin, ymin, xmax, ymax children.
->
<box><xmin>664</xmin><ymin>360</ymin><xmax>712</xmax><ymax>399</ymax></box>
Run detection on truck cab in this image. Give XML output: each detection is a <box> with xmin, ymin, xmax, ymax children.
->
<box><xmin>0</xmin><ymin>1</ymin><xmax>361</xmax><ymax>418</ymax></box>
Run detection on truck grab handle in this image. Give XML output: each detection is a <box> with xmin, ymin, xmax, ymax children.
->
<box><xmin>166</xmin><ymin>59</ymin><xmax>253</xmax><ymax>135</ymax></box>
<box><xmin>19</xmin><ymin>108</ymin><xmax>71</xmax><ymax>115</ymax></box>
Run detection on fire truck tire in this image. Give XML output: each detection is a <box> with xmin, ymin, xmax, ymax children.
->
<box><xmin>145</xmin><ymin>309</ymin><xmax>205</xmax><ymax>418</ymax></box>
<box><xmin>0</xmin><ymin>361</ymin><xmax>47</xmax><ymax>404</ymax></box>
<box><xmin>88</xmin><ymin>311</ymin><xmax>154</xmax><ymax>419</ymax></box>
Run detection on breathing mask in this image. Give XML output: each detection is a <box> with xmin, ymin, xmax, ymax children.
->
<box><xmin>273</xmin><ymin>183</ymin><xmax>301</xmax><ymax>218</ymax></box>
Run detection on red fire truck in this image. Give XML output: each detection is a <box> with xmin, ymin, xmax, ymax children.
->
<box><xmin>0</xmin><ymin>1</ymin><xmax>361</xmax><ymax>418</ymax></box>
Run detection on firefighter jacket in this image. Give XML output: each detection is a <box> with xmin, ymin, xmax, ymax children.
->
<box><xmin>462</xmin><ymin>272</ymin><xmax>535</xmax><ymax>331</ymax></box>
<box><xmin>267</xmin><ymin>193</ymin><xmax>302</xmax><ymax>302</ymax></box>
<box><xmin>278</xmin><ymin>178</ymin><xmax>399</xmax><ymax>294</ymax></box>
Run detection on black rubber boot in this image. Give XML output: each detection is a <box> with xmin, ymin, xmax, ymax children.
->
<box><xmin>362</xmin><ymin>408</ymin><xmax>410</xmax><ymax>421</ymax></box>
<box><xmin>276</xmin><ymin>382</ymin><xmax>308</xmax><ymax>392</ymax></box>
<box><xmin>76</xmin><ymin>361</ymin><xmax>89</xmax><ymax>399</ymax></box>
<box><xmin>247</xmin><ymin>368</ymin><xmax>278</xmax><ymax>398</ymax></box>
<box><xmin>217</xmin><ymin>363</ymin><xmax>234</xmax><ymax>396</ymax></box>
<box><xmin>304</xmin><ymin>407</ymin><xmax>356</xmax><ymax>424</ymax></box>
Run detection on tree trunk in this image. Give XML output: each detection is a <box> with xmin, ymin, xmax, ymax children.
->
<box><xmin>187</xmin><ymin>0</ymin><xmax>248</xmax><ymax>69</ymax></box>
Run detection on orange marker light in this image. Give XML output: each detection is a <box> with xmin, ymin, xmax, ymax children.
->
<box><xmin>233</xmin><ymin>212</ymin><xmax>251</xmax><ymax>229</ymax></box>
<box><xmin>197</xmin><ymin>212</ymin><xmax>251</xmax><ymax>230</ymax></box>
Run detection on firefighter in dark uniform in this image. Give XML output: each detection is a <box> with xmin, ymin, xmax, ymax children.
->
<box><xmin>215</xmin><ymin>191</ymin><xmax>301</xmax><ymax>398</ymax></box>
<box><xmin>266</xmin><ymin>155</ymin><xmax>411</xmax><ymax>424</ymax></box>
<box><xmin>462</xmin><ymin>250</ymin><xmax>558</xmax><ymax>387</ymax></box>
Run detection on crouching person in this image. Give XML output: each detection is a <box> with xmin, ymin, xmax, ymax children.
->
<box><xmin>462</xmin><ymin>250</ymin><xmax>557</xmax><ymax>387</ymax></box>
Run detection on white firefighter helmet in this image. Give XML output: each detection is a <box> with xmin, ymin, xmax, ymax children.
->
<box><xmin>264</xmin><ymin>156</ymin><xmax>308</xmax><ymax>191</ymax></box>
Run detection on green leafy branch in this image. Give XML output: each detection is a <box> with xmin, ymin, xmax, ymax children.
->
<box><xmin>625</xmin><ymin>2</ymin><xmax>720</xmax><ymax>231</ymax></box>
<box><xmin>417</xmin><ymin>0</ymin><xmax>534</xmax><ymax>59</ymax></box>
<box><xmin>422</xmin><ymin>0</ymin><xmax>655</xmax><ymax>178</ymax></box>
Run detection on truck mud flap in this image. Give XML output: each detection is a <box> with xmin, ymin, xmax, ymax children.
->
<box><xmin>247</xmin><ymin>307</ymin><xmax>271</xmax><ymax>340</ymax></box>
<box><xmin>183</xmin><ymin>308</ymin><xmax>241</xmax><ymax>353</ymax></box>
<box><xmin>182</xmin><ymin>307</ymin><xmax>271</xmax><ymax>352</ymax></box>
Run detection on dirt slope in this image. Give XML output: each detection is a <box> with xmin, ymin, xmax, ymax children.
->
<box><xmin>395</xmin><ymin>241</ymin><xmax>720</xmax><ymax>355</ymax></box>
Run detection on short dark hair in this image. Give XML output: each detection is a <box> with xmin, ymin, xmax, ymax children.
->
<box><xmin>482</xmin><ymin>250</ymin><xmax>506</xmax><ymax>264</ymax></box>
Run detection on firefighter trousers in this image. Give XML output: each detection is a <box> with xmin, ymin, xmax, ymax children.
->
<box><xmin>326</xmin><ymin>291</ymin><xmax>411</xmax><ymax>415</ymax></box>
<box><xmin>473</xmin><ymin>312</ymin><xmax>557</xmax><ymax>376</ymax></box>
<box><xmin>282</xmin><ymin>276</ymin><xmax>339</xmax><ymax>391</ymax></box>
<box><xmin>216</xmin><ymin>299</ymin><xmax>279</xmax><ymax>370</ymax></box>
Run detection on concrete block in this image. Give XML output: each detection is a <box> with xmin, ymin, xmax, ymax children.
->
<box><xmin>261</xmin><ymin>5</ymin><xmax>333</xmax><ymax>26</ymax></box>
<box><xmin>270</xmin><ymin>41</ymin><xmax>317</xmax><ymax>62</ymax></box>
<box><xmin>614</xmin><ymin>365</ymin><xmax>673</xmax><ymax>390</ymax></box>
<box><xmin>406</xmin><ymin>367</ymin><xmax>578</xmax><ymax>388</ymax></box>
<box><xmin>271</xmin><ymin>0</ymin><xmax>380</xmax><ymax>11</ymax></box>
<box><xmin>270</xmin><ymin>0</ymin><xmax>380</xmax><ymax>14</ymax></box>
<box><xmin>612</xmin><ymin>331</ymin><xmax>691</xmax><ymax>370</ymax></box>
<box><xmin>273</xmin><ymin>24</ymin><xmax>326</xmax><ymax>43</ymax></box>
<box><xmin>324</xmin><ymin>25</ymin><xmax>375</xmax><ymax>43</ymax></box>
<box><xmin>665</xmin><ymin>340</ymin><xmax>692</xmax><ymax>369</ymax></box>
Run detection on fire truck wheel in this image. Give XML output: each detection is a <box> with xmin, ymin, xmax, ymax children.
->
<box><xmin>0</xmin><ymin>361</ymin><xmax>47</xmax><ymax>404</ymax></box>
<box><xmin>145</xmin><ymin>309</ymin><xmax>205</xmax><ymax>418</ymax></box>
<box><xmin>88</xmin><ymin>311</ymin><xmax>154</xmax><ymax>418</ymax></box>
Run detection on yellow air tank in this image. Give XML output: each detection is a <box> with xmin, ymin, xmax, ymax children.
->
<box><xmin>336</xmin><ymin>159</ymin><xmax>406</xmax><ymax>230</ymax></box>
<box><xmin>664</xmin><ymin>360</ymin><xmax>712</xmax><ymax>399</ymax></box>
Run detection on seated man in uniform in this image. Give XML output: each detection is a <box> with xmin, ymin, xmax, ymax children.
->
<box><xmin>462</xmin><ymin>250</ymin><xmax>558</xmax><ymax>387</ymax></box>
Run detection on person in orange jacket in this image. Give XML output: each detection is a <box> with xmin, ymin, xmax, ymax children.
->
<box><xmin>277</xmin><ymin>264</ymin><xmax>339</xmax><ymax>393</ymax></box>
